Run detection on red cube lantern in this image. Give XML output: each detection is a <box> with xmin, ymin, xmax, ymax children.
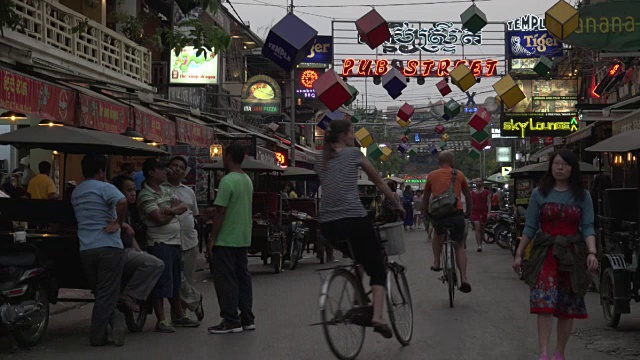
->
<box><xmin>468</xmin><ymin>106</ymin><xmax>492</xmax><ymax>132</ymax></box>
<box><xmin>313</xmin><ymin>70</ymin><xmax>352</xmax><ymax>111</ymax></box>
<box><xmin>401</xmin><ymin>135</ymin><xmax>409</xmax><ymax>143</ymax></box>
<box><xmin>355</xmin><ymin>9</ymin><xmax>391</xmax><ymax>50</ymax></box>
<box><xmin>397</xmin><ymin>103</ymin><xmax>415</xmax><ymax>122</ymax></box>
<box><xmin>436</xmin><ymin>79</ymin><xmax>452</xmax><ymax>96</ymax></box>
<box><xmin>435</xmin><ymin>124</ymin><xmax>445</xmax><ymax>135</ymax></box>
<box><xmin>472</xmin><ymin>138</ymin><xmax>491</xmax><ymax>151</ymax></box>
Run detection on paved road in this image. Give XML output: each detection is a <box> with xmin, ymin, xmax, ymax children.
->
<box><xmin>2</xmin><ymin>230</ymin><xmax>640</xmax><ymax>359</ymax></box>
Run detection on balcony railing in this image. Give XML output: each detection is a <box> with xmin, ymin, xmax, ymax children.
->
<box><xmin>12</xmin><ymin>0</ymin><xmax>151</xmax><ymax>84</ymax></box>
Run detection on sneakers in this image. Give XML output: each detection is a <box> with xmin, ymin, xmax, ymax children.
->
<box><xmin>155</xmin><ymin>320</ymin><xmax>176</xmax><ymax>333</ymax></box>
<box><xmin>111</xmin><ymin>309</ymin><xmax>126</xmax><ymax>346</ymax></box>
<box><xmin>208</xmin><ymin>320</ymin><xmax>243</xmax><ymax>334</ymax></box>
<box><xmin>242</xmin><ymin>322</ymin><xmax>256</xmax><ymax>331</ymax></box>
<box><xmin>172</xmin><ymin>316</ymin><xmax>201</xmax><ymax>328</ymax></box>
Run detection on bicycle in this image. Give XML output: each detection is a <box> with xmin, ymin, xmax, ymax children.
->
<box><xmin>440</xmin><ymin>224</ymin><xmax>458</xmax><ymax>308</ymax></box>
<box><xmin>316</xmin><ymin>223</ymin><xmax>413</xmax><ymax>360</ymax></box>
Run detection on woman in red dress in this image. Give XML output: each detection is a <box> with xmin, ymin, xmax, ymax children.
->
<box><xmin>470</xmin><ymin>179</ymin><xmax>491</xmax><ymax>252</ymax></box>
<box><xmin>513</xmin><ymin>149</ymin><xmax>599</xmax><ymax>360</ymax></box>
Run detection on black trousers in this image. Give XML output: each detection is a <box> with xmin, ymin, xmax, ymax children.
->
<box><xmin>80</xmin><ymin>247</ymin><xmax>124</xmax><ymax>345</ymax></box>
<box><xmin>212</xmin><ymin>246</ymin><xmax>255</xmax><ymax>325</ymax></box>
<box><xmin>320</xmin><ymin>217</ymin><xmax>387</xmax><ymax>287</ymax></box>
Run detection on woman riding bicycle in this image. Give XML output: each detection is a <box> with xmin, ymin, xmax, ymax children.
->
<box><xmin>315</xmin><ymin>119</ymin><xmax>404</xmax><ymax>339</ymax></box>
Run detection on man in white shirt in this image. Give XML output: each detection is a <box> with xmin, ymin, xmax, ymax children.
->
<box><xmin>166</xmin><ymin>156</ymin><xmax>204</xmax><ymax>321</ymax></box>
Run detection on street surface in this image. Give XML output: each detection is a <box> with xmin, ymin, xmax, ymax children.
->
<box><xmin>2</xmin><ymin>230</ymin><xmax>640</xmax><ymax>359</ymax></box>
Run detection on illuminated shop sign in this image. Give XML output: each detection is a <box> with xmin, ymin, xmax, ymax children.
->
<box><xmin>501</xmin><ymin>116</ymin><xmax>578</xmax><ymax>138</ymax></box>
<box><xmin>296</xmin><ymin>69</ymin><xmax>321</xmax><ymax>99</ymax></box>
<box><xmin>506</xmin><ymin>15</ymin><xmax>562</xmax><ymax>59</ymax></box>
<box><xmin>241</xmin><ymin>75</ymin><xmax>281</xmax><ymax>114</ymax></box>
<box><xmin>341</xmin><ymin>58</ymin><xmax>498</xmax><ymax>78</ymax></box>
<box><xmin>275</xmin><ymin>151</ymin><xmax>288</xmax><ymax>167</ymax></box>
<box><xmin>358</xmin><ymin>22</ymin><xmax>483</xmax><ymax>54</ymax></box>
<box><xmin>508</xmin><ymin>79</ymin><xmax>578</xmax><ymax>116</ymax></box>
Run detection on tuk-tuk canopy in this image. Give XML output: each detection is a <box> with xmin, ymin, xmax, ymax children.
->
<box><xmin>586</xmin><ymin>129</ymin><xmax>640</xmax><ymax>153</ymax></box>
<box><xmin>202</xmin><ymin>157</ymin><xmax>284</xmax><ymax>172</ymax></box>
<box><xmin>282</xmin><ymin>167</ymin><xmax>316</xmax><ymax>177</ymax></box>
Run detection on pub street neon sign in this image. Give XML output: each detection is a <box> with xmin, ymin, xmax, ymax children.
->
<box><xmin>342</xmin><ymin>58</ymin><xmax>498</xmax><ymax>78</ymax></box>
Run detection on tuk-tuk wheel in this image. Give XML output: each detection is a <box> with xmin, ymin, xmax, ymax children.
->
<box><xmin>272</xmin><ymin>253</ymin><xmax>283</xmax><ymax>273</ymax></box>
<box><xmin>601</xmin><ymin>268</ymin><xmax>621</xmax><ymax>328</ymax></box>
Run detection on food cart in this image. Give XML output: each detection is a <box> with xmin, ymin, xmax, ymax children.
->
<box><xmin>202</xmin><ymin>158</ymin><xmax>287</xmax><ymax>273</ymax></box>
<box><xmin>585</xmin><ymin>129</ymin><xmax>640</xmax><ymax>327</ymax></box>
<box><xmin>0</xmin><ymin>125</ymin><xmax>166</xmax><ymax>346</ymax></box>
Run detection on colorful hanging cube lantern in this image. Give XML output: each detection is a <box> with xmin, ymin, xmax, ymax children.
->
<box><xmin>344</xmin><ymin>84</ymin><xmax>360</xmax><ymax>107</ymax></box>
<box><xmin>471</xmin><ymin>138</ymin><xmax>490</xmax><ymax>151</ymax></box>
<box><xmin>401</xmin><ymin>135</ymin><xmax>409</xmax><ymax>143</ymax></box>
<box><xmin>533</xmin><ymin>56</ymin><xmax>554</xmax><ymax>77</ymax></box>
<box><xmin>435</xmin><ymin>124</ymin><xmax>445</xmax><ymax>134</ymax></box>
<box><xmin>439</xmin><ymin>141</ymin><xmax>447</xmax><ymax>150</ymax></box>
<box><xmin>355</xmin><ymin>9</ymin><xmax>392</xmax><ymax>50</ymax></box>
<box><xmin>355</xmin><ymin>127</ymin><xmax>374</xmax><ymax>148</ymax></box>
<box><xmin>408</xmin><ymin>149</ymin><xmax>417</xmax><ymax>157</ymax></box>
<box><xmin>397</xmin><ymin>117</ymin><xmax>411</xmax><ymax>128</ymax></box>
<box><xmin>470</xmin><ymin>128</ymin><xmax>490</xmax><ymax>143</ymax></box>
<box><xmin>262</xmin><ymin>13</ymin><xmax>318</xmax><ymax>72</ymax></box>
<box><xmin>430</xmin><ymin>146</ymin><xmax>439</xmax><ymax>155</ymax></box>
<box><xmin>381</xmin><ymin>146</ymin><xmax>393</xmax><ymax>161</ymax></box>
<box><xmin>369</xmin><ymin>145</ymin><xmax>384</xmax><ymax>160</ymax></box>
<box><xmin>326</xmin><ymin>110</ymin><xmax>346</xmax><ymax>120</ymax></box>
<box><xmin>442</xmin><ymin>133</ymin><xmax>450</xmax><ymax>142</ymax></box>
<box><xmin>468</xmin><ymin>107</ymin><xmax>492</xmax><ymax>132</ymax></box>
<box><xmin>403</xmin><ymin>128</ymin><xmax>411</xmax><ymax>136</ymax></box>
<box><xmin>397</xmin><ymin>103</ymin><xmax>415</xmax><ymax>122</ymax></box>
<box><xmin>316</xmin><ymin>114</ymin><xmax>332</xmax><ymax>130</ymax></box>
<box><xmin>436</xmin><ymin>79</ymin><xmax>452</xmax><ymax>96</ymax></box>
<box><xmin>444</xmin><ymin>99</ymin><xmax>461</xmax><ymax>119</ymax></box>
<box><xmin>450</xmin><ymin>64</ymin><xmax>477</xmax><ymax>92</ymax></box>
<box><xmin>398</xmin><ymin>143</ymin><xmax>409</xmax><ymax>154</ymax></box>
<box><xmin>382</xmin><ymin>68</ymin><xmax>407</xmax><ymax>96</ymax></box>
<box><xmin>468</xmin><ymin>148</ymin><xmax>481</xmax><ymax>160</ymax></box>
<box><xmin>545</xmin><ymin>0</ymin><xmax>579</xmax><ymax>40</ymax></box>
<box><xmin>492</xmin><ymin>75</ymin><xmax>526</xmax><ymax>109</ymax></box>
<box><xmin>350</xmin><ymin>113</ymin><xmax>361</xmax><ymax>123</ymax></box>
<box><xmin>460</xmin><ymin>4</ymin><xmax>488</xmax><ymax>34</ymax></box>
<box><xmin>314</xmin><ymin>70</ymin><xmax>352</xmax><ymax>112</ymax></box>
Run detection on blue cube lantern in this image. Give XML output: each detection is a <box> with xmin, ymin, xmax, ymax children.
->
<box><xmin>262</xmin><ymin>13</ymin><xmax>318</xmax><ymax>72</ymax></box>
<box><xmin>382</xmin><ymin>68</ymin><xmax>406</xmax><ymax>98</ymax></box>
<box><xmin>316</xmin><ymin>114</ymin><xmax>332</xmax><ymax>130</ymax></box>
<box><xmin>398</xmin><ymin>143</ymin><xmax>409</xmax><ymax>154</ymax></box>
<box><xmin>430</xmin><ymin>146</ymin><xmax>439</xmax><ymax>155</ymax></box>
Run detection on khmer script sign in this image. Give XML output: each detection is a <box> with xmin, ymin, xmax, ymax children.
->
<box><xmin>357</xmin><ymin>22</ymin><xmax>483</xmax><ymax>54</ymax></box>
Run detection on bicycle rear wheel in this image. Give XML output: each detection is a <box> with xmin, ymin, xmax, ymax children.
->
<box><xmin>320</xmin><ymin>269</ymin><xmax>366</xmax><ymax>360</ymax></box>
<box><xmin>447</xmin><ymin>242</ymin><xmax>456</xmax><ymax>308</ymax></box>
<box><xmin>387</xmin><ymin>264</ymin><xmax>413</xmax><ymax>345</ymax></box>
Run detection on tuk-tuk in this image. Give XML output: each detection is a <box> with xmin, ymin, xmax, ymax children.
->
<box><xmin>0</xmin><ymin>126</ymin><xmax>166</xmax><ymax>347</ymax></box>
<box><xmin>586</xmin><ymin>129</ymin><xmax>640</xmax><ymax>327</ymax></box>
<box><xmin>202</xmin><ymin>158</ymin><xmax>287</xmax><ymax>273</ymax></box>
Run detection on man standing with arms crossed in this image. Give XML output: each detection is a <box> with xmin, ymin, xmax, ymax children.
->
<box><xmin>71</xmin><ymin>154</ymin><xmax>127</xmax><ymax>346</ymax></box>
<box><xmin>165</xmin><ymin>156</ymin><xmax>204</xmax><ymax>321</ymax></box>
<box><xmin>207</xmin><ymin>143</ymin><xmax>255</xmax><ymax>334</ymax></box>
<box><xmin>423</xmin><ymin>151</ymin><xmax>474</xmax><ymax>293</ymax></box>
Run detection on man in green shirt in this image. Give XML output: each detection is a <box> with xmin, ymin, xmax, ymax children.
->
<box><xmin>207</xmin><ymin>143</ymin><xmax>255</xmax><ymax>334</ymax></box>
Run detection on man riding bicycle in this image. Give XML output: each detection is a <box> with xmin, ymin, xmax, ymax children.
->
<box><xmin>422</xmin><ymin>151</ymin><xmax>473</xmax><ymax>293</ymax></box>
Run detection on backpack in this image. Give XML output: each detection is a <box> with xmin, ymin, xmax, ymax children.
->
<box><xmin>428</xmin><ymin>170</ymin><xmax>459</xmax><ymax>219</ymax></box>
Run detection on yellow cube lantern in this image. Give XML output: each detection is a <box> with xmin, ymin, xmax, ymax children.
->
<box><xmin>381</xmin><ymin>146</ymin><xmax>393</xmax><ymax>161</ymax></box>
<box><xmin>397</xmin><ymin>117</ymin><xmax>411</xmax><ymax>128</ymax></box>
<box><xmin>355</xmin><ymin>127</ymin><xmax>374</xmax><ymax>148</ymax></box>
<box><xmin>545</xmin><ymin>0</ymin><xmax>579</xmax><ymax>40</ymax></box>
<box><xmin>442</xmin><ymin>133</ymin><xmax>450</xmax><ymax>142</ymax></box>
<box><xmin>450</xmin><ymin>64</ymin><xmax>476</xmax><ymax>92</ymax></box>
<box><xmin>493</xmin><ymin>75</ymin><xmax>526</xmax><ymax>109</ymax></box>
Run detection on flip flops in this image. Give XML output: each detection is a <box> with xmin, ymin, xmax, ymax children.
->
<box><xmin>459</xmin><ymin>283</ymin><xmax>472</xmax><ymax>293</ymax></box>
<box><xmin>372</xmin><ymin>323</ymin><xmax>393</xmax><ymax>339</ymax></box>
<box><xmin>430</xmin><ymin>266</ymin><xmax>442</xmax><ymax>272</ymax></box>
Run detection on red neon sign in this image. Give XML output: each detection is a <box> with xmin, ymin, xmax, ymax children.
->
<box><xmin>300</xmin><ymin>70</ymin><xmax>319</xmax><ymax>88</ymax></box>
<box><xmin>342</xmin><ymin>58</ymin><xmax>498</xmax><ymax>78</ymax></box>
<box><xmin>609</xmin><ymin>63</ymin><xmax>621</xmax><ymax>76</ymax></box>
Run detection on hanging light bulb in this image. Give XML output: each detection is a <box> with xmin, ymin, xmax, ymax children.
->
<box><xmin>210</xmin><ymin>143</ymin><xmax>223</xmax><ymax>159</ymax></box>
<box><xmin>0</xmin><ymin>111</ymin><xmax>27</xmax><ymax>122</ymax></box>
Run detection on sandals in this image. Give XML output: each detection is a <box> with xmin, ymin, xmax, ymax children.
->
<box><xmin>372</xmin><ymin>322</ymin><xmax>393</xmax><ymax>339</ymax></box>
<box><xmin>430</xmin><ymin>266</ymin><xmax>442</xmax><ymax>272</ymax></box>
<box><xmin>459</xmin><ymin>283</ymin><xmax>472</xmax><ymax>293</ymax></box>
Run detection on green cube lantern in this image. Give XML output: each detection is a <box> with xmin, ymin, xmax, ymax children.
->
<box><xmin>468</xmin><ymin>148</ymin><xmax>481</xmax><ymax>160</ymax></box>
<box><xmin>369</xmin><ymin>145</ymin><xmax>384</xmax><ymax>160</ymax></box>
<box><xmin>444</xmin><ymin>99</ymin><xmax>461</xmax><ymax>119</ymax></box>
<box><xmin>470</xmin><ymin>128</ymin><xmax>490</xmax><ymax>142</ymax></box>
<box><xmin>344</xmin><ymin>84</ymin><xmax>360</xmax><ymax>107</ymax></box>
<box><xmin>408</xmin><ymin>149</ymin><xmax>417</xmax><ymax>157</ymax></box>
<box><xmin>439</xmin><ymin>141</ymin><xmax>447</xmax><ymax>150</ymax></box>
<box><xmin>533</xmin><ymin>56</ymin><xmax>554</xmax><ymax>76</ymax></box>
<box><xmin>403</xmin><ymin>128</ymin><xmax>411</xmax><ymax>136</ymax></box>
<box><xmin>350</xmin><ymin>113</ymin><xmax>361</xmax><ymax>123</ymax></box>
<box><xmin>460</xmin><ymin>4</ymin><xmax>488</xmax><ymax>34</ymax></box>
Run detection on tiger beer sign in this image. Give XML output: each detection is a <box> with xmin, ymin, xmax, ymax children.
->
<box><xmin>506</xmin><ymin>14</ymin><xmax>563</xmax><ymax>59</ymax></box>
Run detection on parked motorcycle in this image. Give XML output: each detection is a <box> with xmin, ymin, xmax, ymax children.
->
<box><xmin>485</xmin><ymin>210</ymin><xmax>514</xmax><ymax>249</ymax></box>
<box><xmin>0</xmin><ymin>243</ymin><xmax>51</xmax><ymax>347</ymax></box>
<box><xmin>285</xmin><ymin>211</ymin><xmax>315</xmax><ymax>270</ymax></box>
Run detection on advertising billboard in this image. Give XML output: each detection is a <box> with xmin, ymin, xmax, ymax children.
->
<box><xmin>241</xmin><ymin>75</ymin><xmax>281</xmax><ymax>114</ymax></box>
<box><xmin>302</xmin><ymin>36</ymin><xmax>333</xmax><ymax>64</ymax></box>
<box><xmin>170</xmin><ymin>46</ymin><xmax>219</xmax><ymax>84</ymax></box>
<box><xmin>506</xmin><ymin>14</ymin><xmax>563</xmax><ymax>59</ymax></box>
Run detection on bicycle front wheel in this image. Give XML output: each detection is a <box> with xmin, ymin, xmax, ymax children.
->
<box><xmin>387</xmin><ymin>264</ymin><xmax>413</xmax><ymax>345</ymax></box>
<box><xmin>319</xmin><ymin>269</ymin><xmax>366</xmax><ymax>360</ymax></box>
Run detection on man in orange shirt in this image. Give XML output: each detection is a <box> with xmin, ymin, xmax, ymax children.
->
<box><xmin>423</xmin><ymin>151</ymin><xmax>473</xmax><ymax>293</ymax></box>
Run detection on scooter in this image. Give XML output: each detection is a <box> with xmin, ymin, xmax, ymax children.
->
<box><xmin>485</xmin><ymin>210</ymin><xmax>514</xmax><ymax>249</ymax></box>
<box><xmin>0</xmin><ymin>243</ymin><xmax>52</xmax><ymax>348</ymax></box>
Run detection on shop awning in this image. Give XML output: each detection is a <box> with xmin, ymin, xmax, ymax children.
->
<box><xmin>202</xmin><ymin>157</ymin><xmax>284</xmax><ymax>172</ymax></box>
<box><xmin>509</xmin><ymin>161</ymin><xmax>599</xmax><ymax>175</ymax></box>
<box><xmin>586</xmin><ymin>129</ymin><xmax>640</xmax><ymax>153</ymax></box>
<box><xmin>131</xmin><ymin>103</ymin><xmax>176</xmax><ymax>146</ymax></box>
<box><xmin>65</xmin><ymin>83</ymin><xmax>131</xmax><ymax>134</ymax></box>
<box><xmin>282</xmin><ymin>167</ymin><xmax>316</xmax><ymax>177</ymax></box>
<box><xmin>0</xmin><ymin>68</ymin><xmax>77</xmax><ymax>125</ymax></box>
<box><xmin>0</xmin><ymin>125</ymin><xmax>167</xmax><ymax>155</ymax></box>
<box><xmin>201</xmin><ymin>114</ymin><xmax>279</xmax><ymax>145</ymax></box>
<box><xmin>530</xmin><ymin>145</ymin><xmax>555</xmax><ymax>161</ymax></box>
<box><xmin>176</xmin><ymin>117</ymin><xmax>215</xmax><ymax>148</ymax></box>
<box><xmin>565</xmin><ymin>123</ymin><xmax>594</xmax><ymax>145</ymax></box>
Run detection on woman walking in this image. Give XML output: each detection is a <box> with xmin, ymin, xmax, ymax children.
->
<box><xmin>403</xmin><ymin>185</ymin><xmax>414</xmax><ymax>230</ymax></box>
<box><xmin>471</xmin><ymin>179</ymin><xmax>491</xmax><ymax>252</ymax></box>
<box><xmin>513</xmin><ymin>149</ymin><xmax>598</xmax><ymax>360</ymax></box>
<box><xmin>413</xmin><ymin>190</ymin><xmax>424</xmax><ymax>229</ymax></box>
<box><xmin>315</xmin><ymin>120</ymin><xmax>404</xmax><ymax>339</ymax></box>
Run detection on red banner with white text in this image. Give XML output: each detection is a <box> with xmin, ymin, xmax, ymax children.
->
<box><xmin>134</xmin><ymin>108</ymin><xmax>176</xmax><ymax>145</ymax></box>
<box><xmin>79</xmin><ymin>94</ymin><xmax>130</xmax><ymax>134</ymax></box>
<box><xmin>177</xmin><ymin>118</ymin><xmax>214</xmax><ymax>148</ymax></box>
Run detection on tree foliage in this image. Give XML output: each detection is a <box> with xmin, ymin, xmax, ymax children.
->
<box><xmin>0</xmin><ymin>0</ymin><xmax>23</xmax><ymax>37</ymax></box>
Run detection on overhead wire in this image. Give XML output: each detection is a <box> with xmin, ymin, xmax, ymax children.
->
<box><xmin>233</xmin><ymin>0</ymin><xmax>492</xmax><ymax>8</ymax></box>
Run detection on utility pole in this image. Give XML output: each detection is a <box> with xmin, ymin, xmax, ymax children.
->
<box><xmin>289</xmin><ymin>0</ymin><xmax>296</xmax><ymax>167</ymax></box>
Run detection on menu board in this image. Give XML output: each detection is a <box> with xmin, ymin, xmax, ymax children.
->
<box><xmin>516</xmin><ymin>179</ymin><xmax>533</xmax><ymax>205</ymax></box>
<box><xmin>509</xmin><ymin>79</ymin><xmax>578</xmax><ymax>116</ymax></box>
